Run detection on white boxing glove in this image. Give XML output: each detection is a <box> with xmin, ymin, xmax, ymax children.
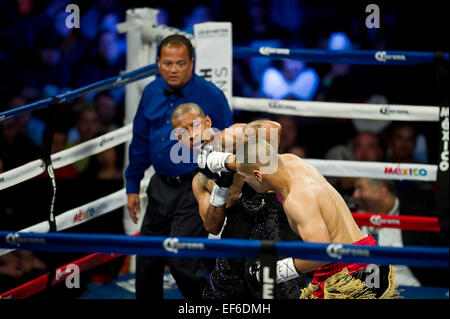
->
<box><xmin>198</xmin><ymin>146</ymin><xmax>232</xmax><ymax>174</ymax></box>
<box><xmin>197</xmin><ymin>145</ymin><xmax>214</xmax><ymax>170</ymax></box>
<box><xmin>207</xmin><ymin>151</ymin><xmax>232</xmax><ymax>173</ymax></box>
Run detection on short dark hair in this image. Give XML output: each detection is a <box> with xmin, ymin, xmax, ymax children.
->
<box><xmin>367</xmin><ymin>178</ymin><xmax>398</xmax><ymax>197</ymax></box>
<box><xmin>388</xmin><ymin>123</ymin><xmax>418</xmax><ymax>139</ymax></box>
<box><xmin>170</xmin><ymin>103</ymin><xmax>205</xmax><ymax>126</ymax></box>
<box><xmin>158</xmin><ymin>34</ymin><xmax>194</xmax><ymax>60</ymax></box>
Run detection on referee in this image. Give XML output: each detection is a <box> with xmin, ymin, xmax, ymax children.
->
<box><xmin>125</xmin><ymin>34</ymin><xmax>234</xmax><ymax>299</ymax></box>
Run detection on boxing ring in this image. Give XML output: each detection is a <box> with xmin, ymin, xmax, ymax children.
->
<box><xmin>0</xmin><ymin>8</ymin><xmax>448</xmax><ymax>300</ymax></box>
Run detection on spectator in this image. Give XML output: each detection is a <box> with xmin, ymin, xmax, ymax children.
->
<box><xmin>82</xmin><ymin>146</ymin><xmax>123</xmax><ymax>181</ymax></box>
<box><xmin>67</xmin><ymin>106</ymin><xmax>100</xmax><ymax>174</ymax></box>
<box><xmin>352</xmin><ymin>132</ymin><xmax>384</xmax><ymax>162</ymax></box>
<box><xmin>325</xmin><ymin>131</ymin><xmax>384</xmax><ymax>162</ymax></box>
<box><xmin>243</xmin><ymin>0</ymin><xmax>292</xmax><ymax>41</ymax></box>
<box><xmin>183</xmin><ymin>5</ymin><xmax>212</xmax><ymax>33</ymax></box>
<box><xmin>385</xmin><ymin>123</ymin><xmax>430</xmax><ymax>192</ymax></box>
<box><xmin>268</xmin><ymin>0</ymin><xmax>304</xmax><ymax>34</ymax></box>
<box><xmin>325</xmin><ymin>131</ymin><xmax>384</xmax><ymax>209</ymax></box>
<box><xmin>67</xmin><ymin>104</ymin><xmax>100</xmax><ymax>144</ymax></box>
<box><xmin>95</xmin><ymin>147</ymin><xmax>123</xmax><ymax>180</ymax></box>
<box><xmin>50</xmin><ymin>10</ymin><xmax>89</xmax><ymax>87</ymax></box>
<box><xmin>80</xmin><ymin>0</ymin><xmax>124</xmax><ymax>41</ymax></box>
<box><xmin>7</xmin><ymin>95</ymin><xmax>46</xmax><ymax>148</ymax></box>
<box><xmin>94</xmin><ymin>91</ymin><xmax>119</xmax><ymax>134</ymax></box>
<box><xmin>0</xmin><ymin>116</ymin><xmax>40</xmax><ymax>171</ymax></box>
<box><xmin>74</xmin><ymin>29</ymin><xmax>125</xmax><ymax>101</ymax></box>
<box><xmin>24</xmin><ymin>32</ymin><xmax>72</xmax><ymax>91</ymax></box>
<box><xmin>386</xmin><ymin>123</ymin><xmax>427</xmax><ymax>164</ymax></box>
<box><xmin>352</xmin><ymin>177</ymin><xmax>422</xmax><ymax>287</ymax></box>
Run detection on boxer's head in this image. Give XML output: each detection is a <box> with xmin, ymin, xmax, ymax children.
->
<box><xmin>236</xmin><ymin>138</ymin><xmax>279</xmax><ymax>193</ymax></box>
<box><xmin>171</xmin><ymin>103</ymin><xmax>215</xmax><ymax>151</ymax></box>
<box><xmin>157</xmin><ymin>34</ymin><xmax>194</xmax><ymax>88</ymax></box>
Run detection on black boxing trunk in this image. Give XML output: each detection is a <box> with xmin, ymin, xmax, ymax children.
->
<box><xmin>204</xmin><ymin>184</ymin><xmax>306</xmax><ymax>299</ymax></box>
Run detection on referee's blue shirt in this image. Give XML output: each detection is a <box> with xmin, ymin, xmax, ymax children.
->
<box><xmin>125</xmin><ymin>74</ymin><xmax>234</xmax><ymax>194</ymax></box>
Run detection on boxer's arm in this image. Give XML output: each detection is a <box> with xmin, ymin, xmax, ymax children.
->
<box><xmin>223</xmin><ymin>121</ymin><xmax>281</xmax><ymax>152</ymax></box>
<box><xmin>208</xmin><ymin>121</ymin><xmax>281</xmax><ymax>153</ymax></box>
<box><xmin>284</xmin><ymin>191</ymin><xmax>331</xmax><ymax>273</ymax></box>
<box><xmin>192</xmin><ymin>173</ymin><xmax>227</xmax><ymax>235</ymax></box>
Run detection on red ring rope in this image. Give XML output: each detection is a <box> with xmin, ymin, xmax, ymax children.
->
<box><xmin>0</xmin><ymin>232</ymin><xmax>140</xmax><ymax>299</ymax></box>
<box><xmin>351</xmin><ymin>212</ymin><xmax>440</xmax><ymax>232</ymax></box>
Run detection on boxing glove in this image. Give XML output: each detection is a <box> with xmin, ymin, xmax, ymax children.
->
<box><xmin>198</xmin><ymin>145</ymin><xmax>232</xmax><ymax>174</ymax></box>
<box><xmin>209</xmin><ymin>172</ymin><xmax>234</xmax><ymax>207</ymax></box>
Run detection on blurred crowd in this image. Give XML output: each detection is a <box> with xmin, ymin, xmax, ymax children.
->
<box><xmin>1</xmin><ymin>0</ymin><xmax>448</xmax><ymax>297</ymax></box>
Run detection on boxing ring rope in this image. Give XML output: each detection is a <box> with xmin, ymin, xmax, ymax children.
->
<box><xmin>0</xmin><ymin>133</ymin><xmax>439</xmax><ymax>191</ymax></box>
<box><xmin>0</xmin><ymin>192</ymin><xmax>441</xmax><ymax>258</ymax></box>
<box><xmin>232</xmin><ymin>46</ymin><xmax>449</xmax><ymax>64</ymax></box>
<box><xmin>352</xmin><ymin>213</ymin><xmax>440</xmax><ymax>232</ymax></box>
<box><xmin>0</xmin><ymin>98</ymin><xmax>442</xmax><ymax>189</ymax></box>
<box><xmin>1</xmin><ymin>228</ymin><xmax>446</xmax><ymax>300</ymax></box>
<box><xmin>119</xmin><ymin>21</ymin><xmax>449</xmax><ymax>65</ymax></box>
<box><xmin>0</xmin><ymin>231</ymin><xmax>448</xmax><ymax>269</ymax></box>
<box><xmin>232</xmin><ymin>97</ymin><xmax>440</xmax><ymax>122</ymax></box>
<box><xmin>0</xmin><ymin>124</ymin><xmax>133</xmax><ymax>190</ymax></box>
<box><xmin>0</xmin><ymin>64</ymin><xmax>159</xmax><ymax>122</ymax></box>
<box><xmin>0</xmin><ymin>15</ymin><xmax>448</xmax><ymax>299</ymax></box>
<box><xmin>0</xmin><ymin>251</ymin><xmax>122</xmax><ymax>299</ymax></box>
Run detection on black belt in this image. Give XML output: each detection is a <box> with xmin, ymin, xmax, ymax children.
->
<box><xmin>158</xmin><ymin>169</ymin><xmax>199</xmax><ymax>186</ymax></box>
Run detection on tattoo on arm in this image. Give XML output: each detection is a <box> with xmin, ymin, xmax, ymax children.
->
<box><xmin>204</xmin><ymin>205</ymin><xmax>219</xmax><ymax>226</ymax></box>
<box><xmin>195</xmin><ymin>173</ymin><xmax>212</xmax><ymax>190</ymax></box>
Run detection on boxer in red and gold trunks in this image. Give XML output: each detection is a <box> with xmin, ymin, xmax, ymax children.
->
<box><xmin>300</xmin><ymin>235</ymin><xmax>397</xmax><ymax>299</ymax></box>
<box><xmin>200</xmin><ymin>138</ymin><xmax>400</xmax><ymax>299</ymax></box>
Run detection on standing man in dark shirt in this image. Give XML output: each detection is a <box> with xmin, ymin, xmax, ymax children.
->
<box><xmin>125</xmin><ymin>34</ymin><xmax>234</xmax><ymax>299</ymax></box>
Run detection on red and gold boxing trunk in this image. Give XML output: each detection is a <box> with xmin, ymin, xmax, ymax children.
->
<box><xmin>300</xmin><ymin>235</ymin><xmax>400</xmax><ymax>299</ymax></box>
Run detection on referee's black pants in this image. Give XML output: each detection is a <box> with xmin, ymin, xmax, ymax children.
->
<box><xmin>136</xmin><ymin>173</ymin><xmax>209</xmax><ymax>300</ymax></box>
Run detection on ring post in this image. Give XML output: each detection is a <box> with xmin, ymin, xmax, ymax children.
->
<box><xmin>118</xmin><ymin>8</ymin><xmax>159</xmax><ymax>237</ymax></box>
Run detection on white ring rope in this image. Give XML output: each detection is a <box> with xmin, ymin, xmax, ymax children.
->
<box><xmin>51</xmin><ymin>124</ymin><xmax>132</xmax><ymax>170</ymax></box>
<box><xmin>232</xmin><ymin>97</ymin><xmax>440</xmax><ymax>122</ymax></box>
<box><xmin>0</xmin><ymin>179</ymin><xmax>149</xmax><ymax>257</ymax></box>
<box><xmin>304</xmin><ymin>159</ymin><xmax>437</xmax><ymax>181</ymax></box>
<box><xmin>0</xmin><ymin>124</ymin><xmax>132</xmax><ymax>190</ymax></box>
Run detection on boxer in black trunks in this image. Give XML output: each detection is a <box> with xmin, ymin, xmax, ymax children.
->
<box><xmin>171</xmin><ymin>102</ymin><xmax>306</xmax><ymax>298</ymax></box>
